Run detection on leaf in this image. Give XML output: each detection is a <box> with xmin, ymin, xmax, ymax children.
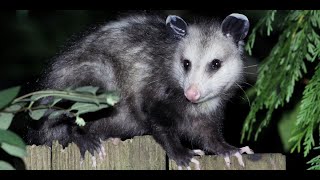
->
<box><xmin>0</xmin><ymin>86</ymin><xmax>20</xmax><ymax>109</ymax></box>
<box><xmin>51</xmin><ymin>98</ymin><xmax>62</xmax><ymax>107</ymax></box>
<box><xmin>277</xmin><ymin>103</ymin><xmax>300</xmax><ymax>152</ymax></box>
<box><xmin>307</xmin><ymin>43</ymin><xmax>315</xmax><ymax>54</ymax></box>
<box><xmin>98</xmin><ymin>91</ymin><xmax>120</xmax><ymax>106</ymax></box>
<box><xmin>0</xmin><ymin>113</ymin><xmax>14</xmax><ymax>130</ymax></box>
<box><xmin>75</xmin><ymin>116</ymin><xmax>85</xmax><ymax>126</ymax></box>
<box><xmin>70</xmin><ymin>102</ymin><xmax>109</xmax><ymax>115</ymax></box>
<box><xmin>0</xmin><ymin>129</ymin><xmax>25</xmax><ymax>149</ymax></box>
<box><xmin>48</xmin><ymin>110</ymin><xmax>67</xmax><ymax>119</ymax></box>
<box><xmin>307</xmin><ymin>155</ymin><xmax>320</xmax><ymax>170</ymax></box>
<box><xmin>105</xmin><ymin>92</ymin><xmax>120</xmax><ymax>106</ymax></box>
<box><xmin>0</xmin><ymin>129</ymin><xmax>26</xmax><ymax>162</ymax></box>
<box><xmin>30</xmin><ymin>91</ymin><xmax>99</xmax><ymax>105</ymax></box>
<box><xmin>29</xmin><ymin>109</ymin><xmax>47</xmax><ymax>120</ymax></box>
<box><xmin>30</xmin><ymin>94</ymin><xmax>52</xmax><ymax>102</ymax></box>
<box><xmin>0</xmin><ymin>104</ymin><xmax>25</xmax><ymax>130</ymax></box>
<box><xmin>6</xmin><ymin>104</ymin><xmax>24</xmax><ymax>111</ymax></box>
<box><xmin>74</xmin><ymin>86</ymin><xmax>99</xmax><ymax>95</ymax></box>
<box><xmin>0</xmin><ymin>160</ymin><xmax>15</xmax><ymax>170</ymax></box>
<box><xmin>305</xmin><ymin>53</ymin><xmax>313</xmax><ymax>61</ymax></box>
<box><xmin>1</xmin><ymin>142</ymin><xmax>26</xmax><ymax>158</ymax></box>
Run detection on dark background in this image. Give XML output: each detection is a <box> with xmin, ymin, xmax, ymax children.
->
<box><xmin>0</xmin><ymin>10</ymin><xmax>309</xmax><ymax>170</ymax></box>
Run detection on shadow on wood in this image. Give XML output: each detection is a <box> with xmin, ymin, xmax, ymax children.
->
<box><xmin>23</xmin><ymin>135</ymin><xmax>286</xmax><ymax>170</ymax></box>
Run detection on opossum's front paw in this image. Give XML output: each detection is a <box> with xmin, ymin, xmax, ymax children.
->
<box><xmin>170</xmin><ymin>149</ymin><xmax>203</xmax><ymax>170</ymax></box>
<box><xmin>222</xmin><ymin>146</ymin><xmax>254</xmax><ymax>168</ymax></box>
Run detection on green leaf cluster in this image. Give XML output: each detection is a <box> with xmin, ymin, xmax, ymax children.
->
<box><xmin>0</xmin><ymin>86</ymin><xmax>120</xmax><ymax>170</ymax></box>
<box><xmin>0</xmin><ymin>86</ymin><xmax>25</xmax><ymax>170</ymax></box>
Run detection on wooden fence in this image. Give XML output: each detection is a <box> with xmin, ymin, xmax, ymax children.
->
<box><xmin>23</xmin><ymin>136</ymin><xmax>286</xmax><ymax>170</ymax></box>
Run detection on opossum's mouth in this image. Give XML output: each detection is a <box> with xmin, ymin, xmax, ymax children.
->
<box><xmin>186</xmin><ymin>86</ymin><xmax>227</xmax><ymax>104</ymax></box>
<box><xmin>187</xmin><ymin>94</ymin><xmax>219</xmax><ymax>104</ymax></box>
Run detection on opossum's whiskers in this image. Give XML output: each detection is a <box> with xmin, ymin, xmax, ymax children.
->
<box><xmin>220</xmin><ymin>92</ymin><xmax>234</xmax><ymax>104</ymax></box>
<box><xmin>242</xmin><ymin>82</ymin><xmax>254</xmax><ymax>87</ymax></box>
<box><xmin>241</xmin><ymin>72</ymin><xmax>257</xmax><ymax>75</ymax></box>
<box><xmin>238</xmin><ymin>81</ymin><xmax>254</xmax><ymax>88</ymax></box>
<box><xmin>235</xmin><ymin>82</ymin><xmax>250</xmax><ymax>107</ymax></box>
<box><xmin>243</xmin><ymin>64</ymin><xmax>258</xmax><ymax>69</ymax></box>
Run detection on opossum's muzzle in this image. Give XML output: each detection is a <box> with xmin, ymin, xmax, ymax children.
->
<box><xmin>184</xmin><ymin>84</ymin><xmax>200</xmax><ymax>103</ymax></box>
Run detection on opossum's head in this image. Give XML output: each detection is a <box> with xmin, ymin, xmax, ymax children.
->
<box><xmin>167</xmin><ymin>13</ymin><xmax>249</xmax><ymax>104</ymax></box>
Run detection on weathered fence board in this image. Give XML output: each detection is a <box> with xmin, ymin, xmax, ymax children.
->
<box><xmin>24</xmin><ymin>145</ymin><xmax>51</xmax><ymax>170</ymax></box>
<box><xmin>24</xmin><ymin>136</ymin><xmax>166</xmax><ymax>170</ymax></box>
<box><xmin>169</xmin><ymin>153</ymin><xmax>286</xmax><ymax>170</ymax></box>
<box><xmin>24</xmin><ymin>135</ymin><xmax>286</xmax><ymax>170</ymax></box>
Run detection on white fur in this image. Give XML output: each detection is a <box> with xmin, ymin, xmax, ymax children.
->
<box><xmin>188</xmin><ymin>97</ymin><xmax>222</xmax><ymax>115</ymax></box>
<box><xmin>172</xmin><ymin>24</ymin><xmax>243</xmax><ymax>113</ymax></box>
<box><xmin>131</xmin><ymin>61</ymin><xmax>151</xmax><ymax>93</ymax></box>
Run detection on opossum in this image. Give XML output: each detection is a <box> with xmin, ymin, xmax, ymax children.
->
<box><xmin>26</xmin><ymin>12</ymin><xmax>253</xmax><ymax>169</ymax></box>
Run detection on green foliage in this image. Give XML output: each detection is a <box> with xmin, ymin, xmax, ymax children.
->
<box><xmin>290</xmin><ymin>64</ymin><xmax>320</xmax><ymax>156</ymax></box>
<box><xmin>308</xmin><ymin>153</ymin><xmax>320</xmax><ymax>170</ymax></box>
<box><xmin>9</xmin><ymin>86</ymin><xmax>120</xmax><ymax>125</ymax></box>
<box><xmin>245</xmin><ymin>10</ymin><xmax>277</xmax><ymax>56</ymax></box>
<box><xmin>0</xmin><ymin>113</ymin><xmax>14</xmax><ymax>130</ymax></box>
<box><xmin>0</xmin><ymin>87</ymin><xmax>26</xmax><ymax>170</ymax></box>
<box><xmin>0</xmin><ymin>160</ymin><xmax>15</xmax><ymax>170</ymax></box>
<box><xmin>0</xmin><ymin>129</ymin><xmax>26</xmax><ymax>158</ymax></box>
<box><xmin>242</xmin><ymin>10</ymin><xmax>320</xmax><ymax>169</ymax></box>
<box><xmin>0</xmin><ymin>86</ymin><xmax>21</xmax><ymax>110</ymax></box>
<box><xmin>0</xmin><ymin>86</ymin><xmax>120</xmax><ymax>170</ymax></box>
<box><xmin>277</xmin><ymin>102</ymin><xmax>300</xmax><ymax>152</ymax></box>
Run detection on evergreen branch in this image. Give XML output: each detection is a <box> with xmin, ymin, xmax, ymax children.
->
<box><xmin>245</xmin><ymin>10</ymin><xmax>277</xmax><ymax>56</ymax></box>
<box><xmin>290</xmin><ymin>63</ymin><xmax>320</xmax><ymax>157</ymax></box>
<box><xmin>307</xmin><ymin>150</ymin><xmax>320</xmax><ymax>170</ymax></box>
<box><xmin>241</xmin><ymin>10</ymin><xmax>320</xmax><ymax>144</ymax></box>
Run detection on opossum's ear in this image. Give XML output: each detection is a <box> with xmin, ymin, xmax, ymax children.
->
<box><xmin>221</xmin><ymin>13</ymin><xmax>249</xmax><ymax>42</ymax></box>
<box><xmin>166</xmin><ymin>15</ymin><xmax>187</xmax><ymax>38</ymax></box>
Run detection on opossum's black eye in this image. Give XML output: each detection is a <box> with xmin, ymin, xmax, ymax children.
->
<box><xmin>183</xmin><ymin>59</ymin><xmax>191</xmax><ymax>71</ymax></box>
<box><xmin>211</xmin><ymin>59</ymin><xmax>221</xmax><ymax>70</ymax></box>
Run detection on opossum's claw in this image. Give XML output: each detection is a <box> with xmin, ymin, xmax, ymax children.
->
<box><xmin>176</xmin><ymin>157</ymin><xmax>201</xmax><ymax>170</ymax></box>
<box><xmin>223</xmin><ymin>146</ymin><xmax>254</xmax><ymax>168</ymax></box>
<box><xmin>91</xmin><ymin>156</ymin><xmax>97</xmax><ymax>168</ymax></box>
<box><xmin>193</xmin><ymin>149</ymin><xmax>205</xmax><ymax>156</ymax></box>
<box><xmin>109</xmin><ymin>137</ymin><xmax>121</xmax><ymax>145</ymax></box>
<box><xmin>240</xmin><ymin>146</ymin><xmax>254</xmax><ymax>154</ymax></box>
<box><xmin>191</xmin><ymin>158</ymin><xmax>201</xmax><ymax>170</ymax></box>
<box><xmin>98</xmin><ymin>145</ymin><xmax>106</xmax><ymax>160</ymax></box>
<box><xmin>223</xmin><ymin>155</ymin><xmax>231</xmax><ymax>168</ymax></box>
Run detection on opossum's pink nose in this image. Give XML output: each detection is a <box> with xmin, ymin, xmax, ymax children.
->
<box><xmin>185</xmin><ymin>85</ymin><xmax>200</xmax><ymax>103</ymax></box>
